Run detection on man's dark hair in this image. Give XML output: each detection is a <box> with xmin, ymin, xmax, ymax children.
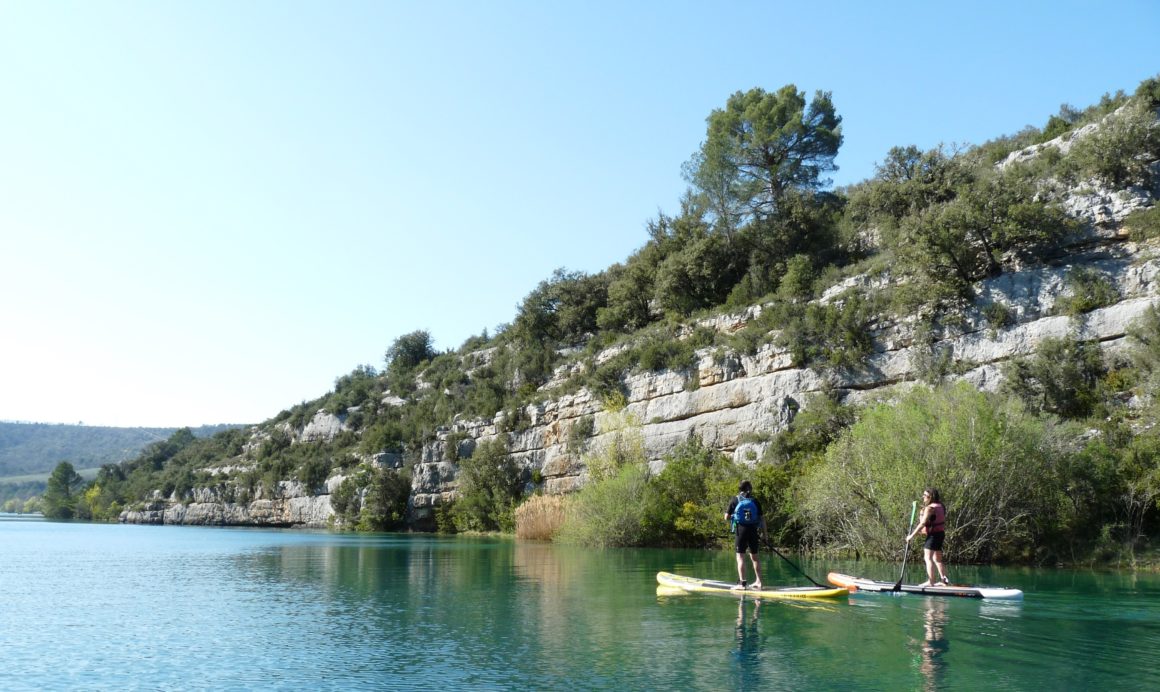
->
<box><xmin>739</xmin><ymin>480</ymin><xmax>753</xmax><ymax>494</ymax></box>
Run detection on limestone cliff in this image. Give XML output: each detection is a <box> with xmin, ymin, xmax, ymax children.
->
<box><xmin>120</xmin><ymin>118</ymin><xmax>1160</xmax><ymax>530</ymax></box>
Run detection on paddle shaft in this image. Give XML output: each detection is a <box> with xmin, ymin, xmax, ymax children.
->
<box><xmin>893</xmin><ymin>500</ymin><xmax>919</xmax><ymax>592</ymax></box>
<box><xmin>761</xmin><ymin>534</ymin><xmax>828</xmax><ymax>589</ymax></box>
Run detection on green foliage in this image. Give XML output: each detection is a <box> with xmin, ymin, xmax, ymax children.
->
<box><xmin>385</xmin><ymin>330</ymin><xmax>436</xmax><ymax>371</ymax></box>
<box><xmin>556</xmin><ymin>462</ymin><xmax>651</xmax><ymax>548</ymax></box>
<box><xmin>982</xmin><ymin>301</ymin><xmax>1014</xmax><ymax>331</ymax></box>
<box><xmin>764</xmin><ymin>393</ymin><xmax>856</xmax><ymax>466</ymax></box>
<box><xmin>330</xmin><ymin>476</ymin><xmax>359</xmax><ymax>523</ymax></box>
<box><xmin>566</xmin><ymin>415</ymin><xmax>595</xmax><ymax>456</ymax></box>
<box><xmin>774</xmin><ymin>292</ymin><xmax>878</xmax><ymax>370</ymax></box>
<box><xmin>451</xmin><ymin>438</ymin><xmax>522</xmax><ymax>532</ymax></box>
<box><xmin>296</xmin><ymin>456</ymin><xmax>331</xmax><ymax>492</ymax></box>
<box><xmin>597</xmin><ymin>246</ymin><xmax>661</xmax><ymax>333</ymax></box>
<box><xmin>652</xmin><ymin>220</ymin><xmax>746</xmax><ymax>316</ymax></box>
<box><xmin>326</xmin><ymin>365</ymin><xmax>380</xmax><ymax>415</ymax></box>
<box><xmin>384</xmin><ymin>330</ymin><xmax>436</xmax><ymax>394</ymax></box>
<box><xmin>636</xmin><ymin>330</ymin><xmax>698</xmax><ymax>373</ymax></box>
<box><xmin>639</xmin><ymin>437</ymin><xmax>742</xmax><ymax>547</ymax></box>
<box><xmin>889</xmin><ymin>166</ymin><xmax>1073</xmax><ymax>290</ymax></box>
<box><xmin>1066</xmin><ymin>100</ymin><xmax>1160</xmax><ymax>188</ymax></box>
<box><xmin>848</xmin><ymin>146</ymin><xmax>969</xmax><ymax>225</ymax></box>
<box><xmin>1037</xmin><ymin>104</ymin><xmax>1083</xmax><ymax>144</ymax></box>
<box><xmin>798</xmin><ymin>383</ymin><xmax>1064</xmax><ymax>562</ymax></box>
<box><xmin>1056</xmin><ymin>266</ymin><xmax>1120</xmax><ymax>316</ymax></box>
<box><xmin>42</xmin><ymin>461</ymin><xmax>83</xmax><ymax>519</ymax></box>
<box><xmin>777</xmin><ymin>254</ymin><xmax>816</xmax><ymax>301</ymax></box>
<box><xmin>1002</xmin><ymin>335</ymin><xmax>1105</xmax><ymax>418</ymax></box>
<box><xmin>1135</xmin><ymin>74</ymin><xmax>1160</xmax><ymax>109</ymax></box>
<box><xmin>1128</xmin><ymin>306</ymin><xmax>1160</xmax><ymax>379</ymax></box>
<box><xmin>358</xmin><ymin>466</ymin><xmax>411</xmax><ymax>531</ymax></box>
<box><xmin>686</xmin><ymin>84</ymin><xmax>842</xmax><ymax>225</ymax></box>
<box><xmin>510</xmin><ymin>269</ymin><xmax>610</xmax><ymax>381</ymax></box>
<box><xmin>329</xmin><ymin>465</ymin><xmax>412</xmax><ymax>531</ymax></box>
<box><xmin>1125</xmin><ymin>205</ymin><xmax>1160</xmax><ymax>242</ymax></box>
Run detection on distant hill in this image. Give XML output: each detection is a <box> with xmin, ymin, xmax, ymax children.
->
<box><xmin>0</xmin><ymin>421</ymin><xmax>247</xmax><ymax>477</ymax></box>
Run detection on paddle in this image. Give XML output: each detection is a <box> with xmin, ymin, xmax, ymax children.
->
<box><xmin>893</xmin><ymin>500</ymin><xmax>919</xmax><ymax>592</ymax></box>
<box><xmin>760</xmin><ymin>534</ymin><xmax>828</xmax><ymax>589</ymax></box>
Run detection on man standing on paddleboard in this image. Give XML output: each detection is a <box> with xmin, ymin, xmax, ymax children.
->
<box><xmin>725</xmin><ymin>480</ymin><xmax>765</xmax><ymax>590</ymax></box>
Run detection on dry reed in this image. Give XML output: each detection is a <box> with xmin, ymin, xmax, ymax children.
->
<box><xmin>515</xmin><ymin>494</ymin><xmax>567</xmax><ymax>540</ymax></box>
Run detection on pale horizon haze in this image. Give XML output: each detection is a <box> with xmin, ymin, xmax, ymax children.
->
<box><xmin>2</xmin><ymin>1</ymin><xmax>1157</xmax><ymax>428</ymax></box>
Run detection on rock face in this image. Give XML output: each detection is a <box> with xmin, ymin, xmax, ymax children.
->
<box><xmin>120</xmin><ymin>480</ymin><xmax>334</xmax><ymax>528</ymax></box>
<box><xmin>121</xmin><ymin>122</ymin><xmax>1160</xmax><ymax>531</ymax></box>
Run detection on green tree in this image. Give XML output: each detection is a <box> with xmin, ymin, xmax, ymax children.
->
<box><xmin>359</xmin><ymin>467</ymin><xmax>412</xmax><ymax>531</ymax></box>
<box><xmin>386</xmin><ymin>330</ymin><xmax>435</xmax><ymax>371</ymax></box>
<box><xmin>892</xmin><ymin>167</ymin><xmax>1071</xmax><ymax>289</ymax></box>
<box><xmin>42</xmin><ymin>461</ymin><xmax>83</xmax><ymax>519</ymax></box>
<box><xmin>686</xmin><ymin>85</ymin><xmax>842</xmax><ymax>225</ymax></box>
<box><xmin>452</xmin><ymin>438</ymin><xmax>522</xmax><ymax>532</ymax></box>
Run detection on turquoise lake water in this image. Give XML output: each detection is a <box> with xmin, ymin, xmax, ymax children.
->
<box><xmin>2</xmin><ymin>514</ymin><xmax>1159</xmax><ymax>690</ymax></box>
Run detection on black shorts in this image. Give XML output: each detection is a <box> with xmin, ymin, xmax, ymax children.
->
<box><xmin>735</xmin><ymin>524</ymin><xmax>761</xmax><ymax>554</ymax></box>
<box><xmin>924</xmin><ymin>531</ymin><xmax>945</xmax><ymax>551</ymax></box>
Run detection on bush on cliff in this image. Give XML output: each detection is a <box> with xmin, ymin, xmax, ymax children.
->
<box><xmin>451</xmin><ymin>438</ymin><xmax>522</xmax><ymax>533</ymax></box>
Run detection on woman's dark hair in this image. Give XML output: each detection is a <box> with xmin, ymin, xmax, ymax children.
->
<box><xmin>924</xmin><ymin>487</ymin><xmax>941</xmax><ymax>503</ymax></box>
<box><xmin>739</xmin><ymin>480</ymin><xmax>753</xmax><ymax>495</ymax></box>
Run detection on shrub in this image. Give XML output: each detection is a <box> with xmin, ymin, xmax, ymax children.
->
<box><xmin>777</xmin><ymin>254</ymin><xmax>816</xmax><ymax>301</ymax></box>
<box><xmin>1066</xmin><ymin>100</ymin><xmax>1160</xmax><ymax>188</ymax></box>
<box><xmin>515</xmin><ymin>494</ymin><xmax>568</xmax><ymax>540</ymax></box>
<box><xmin>556</xmin><ymin>462</ymin><xmax>651</xmax><ymax>547</ymax></box>
<box><xmin>1136</xmin><ymin>74</ymin><xmax>1160</xmax><ymax>109</ymax></box>
<box><xmin>330</xmin><ymin>475</ymin><xmax>360</xmax><ymax>526</ymax></box>
<box><xmin>797</xmin><ymin>383</ymin><xmax>1065</xmax><ymax>562</ymax></box>
<box><xmin>775</xmin><ymin>293</ymin><xmax>877</xmax><ymax>371</ymax></box>
<box><xmin>1055</xmin><ymin>266</ymin><xmax>1120</xmax><ymax>316</ymax></box>
<box><xmin>1002</xmin><ymin>335</ymin><xmax>1104</xmax><ymax>418</ymax></box>
<box><xmin>639</xmin><ymin>437</ymin><xmax>741</xmax><ymax>547</ymax></box>
<box><xmin>1125</xmin><ymin>205</ymin><xmax>1160</xmax><ymax>242</ymax></box>
<box><xmin>982</xmin><ymin>301</ymin><xmax>1014</xmax><ymax>331</ymax></box>
<box><xmin>566</xmin><ymin>415</ymin><xmax>595</xmax><ymax>455</ymax></box>
<box><xmin>582</xmin><ymin>412</ymin><xmax>644</xmax><ymax>482</ymax></box>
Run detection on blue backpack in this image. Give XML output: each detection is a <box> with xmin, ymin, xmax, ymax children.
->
<box><xmin>733</xmin><ymin>495</ymin><xmax>760</xmax><ymax>526</ymax></box>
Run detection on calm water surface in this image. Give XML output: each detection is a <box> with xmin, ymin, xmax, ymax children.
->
<box><xmin>2</xmin><ymin>515</ymin><xmax>1159</xmax><ymax>690</ymax></box>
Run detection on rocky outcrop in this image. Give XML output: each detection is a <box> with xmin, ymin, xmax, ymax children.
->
<box><xmin>120</xmin><ymin>480</ymin><xmax>335</xmax><ymax>528</ymax></box>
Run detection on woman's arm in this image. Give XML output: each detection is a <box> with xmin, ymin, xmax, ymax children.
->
<box><xmin>907</xmin><ymin>506</ymin><xmax>930</xmax><ymax>541</ymax></box>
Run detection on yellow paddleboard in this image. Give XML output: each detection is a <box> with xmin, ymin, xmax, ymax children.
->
<box><xmin>656</xmin><ymin>571</ymin><xmax>849</xmax><ymax>600</ymax></box>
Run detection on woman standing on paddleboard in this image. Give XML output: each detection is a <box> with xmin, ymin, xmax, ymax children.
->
<box><xmin>906</xmin><ymin>488</ymin><xmax>950</xmax><ymax>586</ymax></box>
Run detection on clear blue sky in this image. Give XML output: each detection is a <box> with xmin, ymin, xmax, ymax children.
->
<box><xmin>1</xmin><ymin>1</ymin><xmax>1157</xmax><ymax>428</ymax></box>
